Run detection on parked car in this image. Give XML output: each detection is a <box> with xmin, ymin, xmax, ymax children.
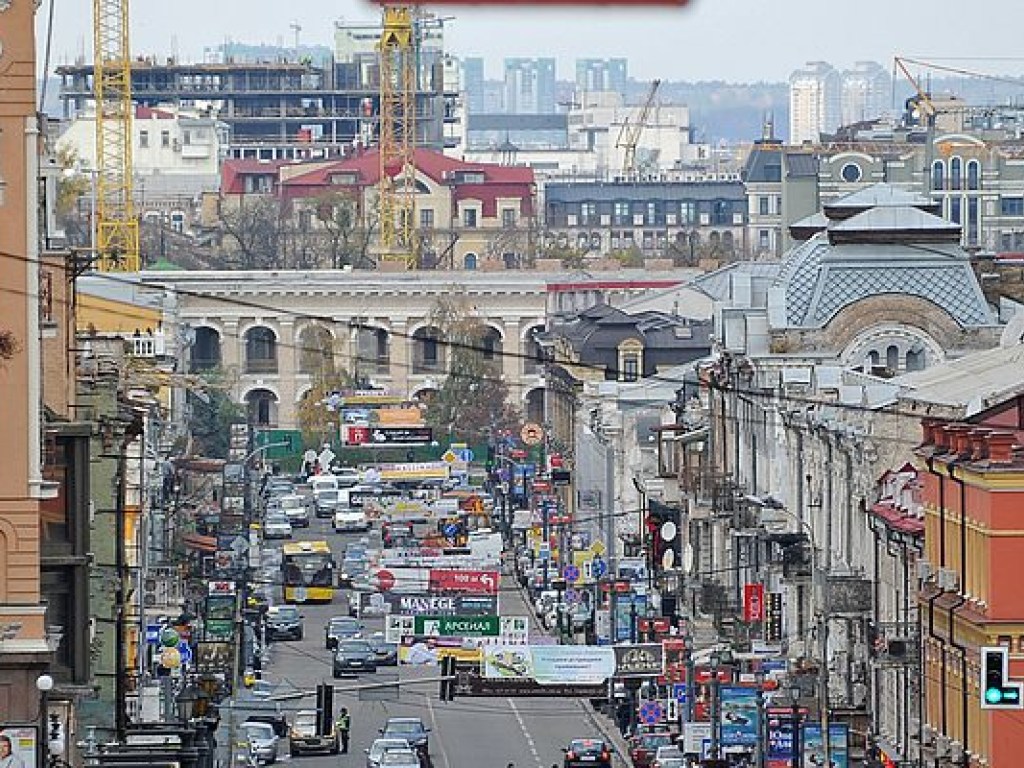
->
<box><xmin>379</xmin><ymin>718</ymin><xmax>430</xmax><ymax>755</ymax></box>
<box><xmin>334</xmin><ymin>507</ymin><xmax>370</xmax><ymax>533</ymax></box>
<box><xmin>265</xmin><ymin>605</ymin><xmax>304</xmax><ymax>641</ymax></box>
<box><xmin>628</xmin><ymin>731</ymin><xmax>674</xmax><ymax>768</ymax></box>
<box><xmin>240</xmin><ymin>721</ymin><xmax>279</xmax><ymax>765</ymax></box>
<box><xmin>367</xmin><ymin>632</ymin><xmax>399</xmax><ymax>666</ymax></box>
<box><xmin>562</xmin><ymin>738</ymin><xmax>613</xmax><ymax>768</ymax></box>
<box><xmin>277</xmin><ymin>495</ymin><xmax>310</xmax><ymax>528</ymax></box>
<box><xmin>339</xmin><ymin>556</ymin><xmax>369</xmax><ymax>587</ymax></box>
<box><xmin>289</xmin><ymin>710</ymin><xmax>338</xmax><ymax>756</ymax></box>
<box><xmin>333</xmin><ymin>639</ymin><xmax>378</xmax><ymax>676</ymax></box>
<box><xmin>326</xmin><ymin>616</ymin><xmax>364</xmax><ymax>648</ymax></box>
<box><xmin>262</xmin><ymin>513</ymin><xmax>292</xmax><ymax>540</ymax></box>
<box><xmin>365</xmin><ymin>738</ymin><xmax>412</xmax><ymax>768</ymax></box>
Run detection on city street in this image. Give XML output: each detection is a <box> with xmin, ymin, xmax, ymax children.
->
<box><xmin>246</xmin><ymin>517</ymin><xmax>624</xmax><ymax>768</ymax></box>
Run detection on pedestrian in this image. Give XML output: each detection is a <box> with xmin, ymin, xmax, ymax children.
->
<box><xmin>336</xmin><ymin>707</ymin><xmax>351</xmax><ymax>754</ymax></box>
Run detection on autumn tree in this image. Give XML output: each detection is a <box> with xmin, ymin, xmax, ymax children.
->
<box><xmin>296</xmin><ymin>369</ymin><xmax>358</xmax><ymax>448</ymax></box>
<box><xmin>424</xmin><ymin>290</ymin><xmax>521</xmax><ymax>446</ymax></box>
<box><xmin>311</xmin><ymin>191</ymin><xmax>377</xmax><ymax>269</ymax></box>
<box><xmin>218</xmin><ymin>195</ymin><xmax>285</xmax><ymax>269</ymax></box>
<box><xmin>186</xmin><ymin>370</ymin><xmax>242</xmax><ymax>458</ymax></box>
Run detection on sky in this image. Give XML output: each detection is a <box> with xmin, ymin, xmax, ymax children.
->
<box><xmin>37</xmin><ymin>0</ymin><xmax>1024</xmax><ymax>83</ymax></box>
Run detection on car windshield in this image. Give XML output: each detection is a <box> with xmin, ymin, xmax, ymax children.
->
<box><xmin>570</xmin><ymin>740</ymin><xmax>604</xmax><ymax>754</ymax></box>
<box><xmin>381</xmin><ymin>752</ymin><xmax>418</xmax><ymax>766</ymax></box>
<box><xmin>280</xmin><ymin>496</ymin><xmax>303</xmax><ymax>509</ymax></box>
<box><xmin>386</xmin><ymin>721</ymin><xmax>424</xmax><ymax>735</ymax></box>
<box><xmin>330</xmin><ymin>618</ymin><xmax>359</xmax><ymax>631</ymax></box>
<box><xmin>339</xmin><ymin>640</ymin><xmax>371</xmax><ymax>653</ymax></box>
<box><xmin>293</xmin><ymin>713</ymin><xmax>316</xmax><ymax>730</ymax></box>
<box><xmin>319</xmin><ymin>490</ymin><xmax>339</xmax><ymax>501</ymax></box>
<box><xmin>270</xmin><ymin>607</ymin><xmax>298</xmax><ymax>621</ymax></box>
<box><xmin>266</xmin><ymin>514</ymin><xmax>289</xmax><ymax>524</ymax></box>
<box><xmin>241</xmin><ymin>723</ymin><xmax>274</xmax><ymax>739</ymax></box>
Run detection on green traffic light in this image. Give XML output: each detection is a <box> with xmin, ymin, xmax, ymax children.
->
<box><xmin>986</xmin><ymin>687</ymin><xmax>1004</xmax><ymax>704</ymax></box>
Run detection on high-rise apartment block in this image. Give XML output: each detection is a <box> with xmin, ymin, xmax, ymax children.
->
<box><xmin>789</xmin><ymin>61</ymin><xmax>843</xmax><ymax>143</ymax></box>
<box><xmin>462</xmin><ymin>57</ymin><xmax>486</xmax><ymax>115</ymax></box>
<box><xmin>841</xmin><ymin>60</ymin><xmax>891</xmax><ymax>126</ymax></box>
<box><xmin>575</xmin><ymin>58</ymin><xmax>628</xmax><ymax>94</ymax></box>
<box><xmin>503</xmin><ymin>58</ymin><xmax>557</xmax><ymax>114</ymax></box>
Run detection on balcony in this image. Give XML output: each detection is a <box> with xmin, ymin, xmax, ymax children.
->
<box><xmin>246</xmin><ymin>358</ymin><xmax>278</xmax><ymax>374</ymax></box>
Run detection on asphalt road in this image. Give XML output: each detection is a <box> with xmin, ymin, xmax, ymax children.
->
<box><xmin>242</xmin><ymin>511</ymin><xmax>628</xmax><ymax>768</ymax></box>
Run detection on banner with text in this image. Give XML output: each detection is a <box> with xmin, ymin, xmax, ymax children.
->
<box><xmin>482</xmin><ymin>644</ymin><xmax>615</xmax><ymax>685</ymax></box>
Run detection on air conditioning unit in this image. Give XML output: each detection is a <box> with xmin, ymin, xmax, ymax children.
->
<box><xmin>937</xmin><ymin>567</ymin><xmax>959</xmax><ymax>591</ymax></box>
<box><xmin>916</xmin><ymin>559</ymin><xmax>934</xmax><ymax>582</ymax></box>
<box><xmin>920</xmin><ymin>724</ymin><xmax>936</xmax><ymax>746</ymax></box>
<box><xmin>935</xmin><ymin>734</ymin><xmax>951</xmax><ymax>758</ymax></box>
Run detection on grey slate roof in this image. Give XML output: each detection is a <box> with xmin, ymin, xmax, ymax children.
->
<box><xmin>829</xmin><ymin>205</ymin><xmax>961</xmax><ymax>235</ymax></box>
<box><xmin>785</xmin><ymin>152</ymin><xmax>818</xmax><ymax>177</ymax></box>
<box><xmin>690</xmin><ymin>261</ymin><xmax>782</xmax><ymax>301</ymax></box>
<box><xmin>824</xmin><ymin>182</ymin><xmax>933</xmax><ymax>211</ymax></box>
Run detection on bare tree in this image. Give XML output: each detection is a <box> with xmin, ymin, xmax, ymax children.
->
<box><xmin>218</xmin><ymin>194</ymin><xmax>285</xmax><ymax>269</ymax></box>
<box><xmin>311</xmin><ymin>191</ymin><xmax>377</xmax><ymax>269</ymax></box>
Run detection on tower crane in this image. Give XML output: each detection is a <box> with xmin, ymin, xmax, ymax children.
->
<box><xmin>617</xmin><ymin>79</ymin><xmax>661</xmax><ymax>180</ymax></box>
<box><xmin>377</xmin><ymin>5</ymin><xmax>417</xmax><ymax>267</ymax></box>
<box><xmin>93</xmin><ymin>0</ymin><xmax>140</xmax><ymax>272</ymax></box>
<box><xmin>893</xmin><ymin>57</ymin><xmax>936</xmax><ymax>126</ymax></box>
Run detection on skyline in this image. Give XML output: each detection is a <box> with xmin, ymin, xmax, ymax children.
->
<box><xmin>36</xmin><ymin>0</ymin><xmax>1024</xmax><ymax>84</ymax></box>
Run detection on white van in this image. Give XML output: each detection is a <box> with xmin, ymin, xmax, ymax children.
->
<box><xmin>310</xmin><ymin>475</ymin><xmax>339</xmax><ymax>494</ymax></box>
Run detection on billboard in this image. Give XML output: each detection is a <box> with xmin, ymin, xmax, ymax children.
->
<box><xmin>482</xmin><ymin>644</ymin><xmax>615</xmax><ymax>685</ymax></box>
<box><xmin>378</xmin><ymin>592</ymin><xmax>499</xmax><ymax>616</ymax></box>
<box><xmin>0</xmin><ymin>726</ymin><xmax>38</xmax><ymax>768</ymax></box>
<box><xmin>803</xmin><ymin>723</ymin><xmax>849</xmax><ymax>768</ymax></box>
<box><xmin>397</xmin><ymin>636</ymin><xmax>482</xmax><ymax>666</ymax></box>
<box><xmin>719</xmin><ymin>686</ymin><xmax>760</xmax><ymax>747</ymax></box>
<box><xmin>613</xmin><ymin>644</ymin><xmax>665</xmax><ymax>677</ymax></box>
<box><xmin>428</xmin><ymin>569</ymin><xmax>500</xmax><ymax>595</ymax></box>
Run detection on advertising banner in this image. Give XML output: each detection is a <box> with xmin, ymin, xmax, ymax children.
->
<box><xmin>765</xmin><ymin>592</ymin><xmax>783</xmax><ymax>642</ymax></box>
<box><xmin>803</xmin><ymin>723</ymin><xmax>849</xmax><ymax>768</ymax></box>
<box><xmin>398</xmin><ymin>636</ymin><xmax>482</xmax><ymax>666</ymax></box>
<box><xmin>428</xmin><ymin>568</ymin><xmax>500</xmax><ymax>595</ymax></box>
<box><xmin>0</xmin><ymin>726</ymin><xmax>38</xmax><ymax>768</ymax></box>
<box><xmin>743</xmin><ymin>583</ymin><xmax>765</xmax><ymax>622</ymax></box>
<box><xmin>466</xmin><ymin>675</ymin><xmax>608</xmax><ymax>698</ymax></box>
<box><xmin>613</xmin><ymin>592</ymin><xmax>648</xmax><ymax>642</ymax></box>
<box><xmin>195</xmin><ymin>641</ymin><xmax>234</xmax><ymax>675</ymax></box>
<box><xmin>415</xmin><ymin>615</ymin><xmax>500</xmax><ymax>637</ymax></box>
<box><xmin>765</xmin><ymin>717</ymin><xmax>796</xmax><ymax>768</ymax></box>
<box><xmin>483</xmin><ymin>644</ymin><xmax>615</xmax><ymax>684</ymax></box>
<box><xmin>377</xmin><ymin>462</ymin><xmax>451</xmax><ymax>481</ymax></box>
<box><xmin>380</xmin><ymin>593</ymin><xmax>499</xmax><ymax>616</ymax></box>
<box><xmin>719</xmin><ymin>686</ymin><xmax>760</xmax><ymax>747</ymax></box>
<box><xmin>613</xmin><ymin>644</ymin><xmax>665</xmax><ymax>677</ymax></box>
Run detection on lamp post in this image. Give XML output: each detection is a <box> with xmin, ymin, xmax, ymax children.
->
<box><xmin>788</xmin><ymin>686</ymin><xmax>802</xmax><ymax>768</ymax></box>
<box><xmin>709</xmin><ymin>652</ymin><xmax>722</xmax><ymax>760</ymax></box>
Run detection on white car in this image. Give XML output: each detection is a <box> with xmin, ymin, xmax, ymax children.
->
<box><xmin>263</xmin><ymin>513</ymin><xmax>293</xmax><ymax>539</ymax></box>
<box><xmin>334</xmin><ymin>507</ymin><xmax>370</xmax><ymax>533</ymax></box>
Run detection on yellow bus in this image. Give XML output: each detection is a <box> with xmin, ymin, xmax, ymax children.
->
<box><xmin>281</xmin><ymin>540</ymin><xmax>336</xmax><ymax>603</ymax></box>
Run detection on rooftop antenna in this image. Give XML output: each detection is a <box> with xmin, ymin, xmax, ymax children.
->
<box><xmin>290</xmin><ymin>20</ymin><xmax>302</xmax><ymax>55</ymax></box>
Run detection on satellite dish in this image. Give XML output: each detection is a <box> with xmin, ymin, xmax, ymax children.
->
<box><xmin>661</xmin><ymin>549</ymin><xmax>675</xmax><ymax>570</ymax></box>
<box><xmin>660</xmin><ymin>521</ymin><xmax>677</xmax><ymax>542</ymax></box>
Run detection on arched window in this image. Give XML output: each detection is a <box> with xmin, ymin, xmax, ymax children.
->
<box><xmin>867</xmin><ymin>350</ymin><xmax>880</xmax><ymax>371</ymax></box>
<box><xmin>931</xmin><ymin>160</ymin><xmax>944</xmax><ymax>192</ymax></box>
<box><xmin>617</xmin><ymin>338</ymin><xmax>644</xmax><ymax>382</ymax></box>
<box><xmin>354</xmin><ymin>327</ymin><xmax>390</xmax><ymax>375</ymax></box>
<box><xmin>905</xmin><ymin>348</ymin><xmax>925</xmax><ymax>371</ymax></box>
<box><xmin>463</xmin><ymin>252</ymin><xmax>478</xmax><ymax>270</ymax></box>
<box><xmin>298</xmin><ymin>325</ymin><xmax>334</xmax><ymax>375</ymax></box>
<box><xmin>950</xmin><ymin>157</ymin><xmax>962</xmax><ymax>191</ymax></box>
<box><xmin>413</xmin><ymin>326</ymin><xmax>444</xmax><ymax>373</ymax></box>
<box><xmin>524</xmin><ymin>325</ymin><xmax>544</xmax><ymax>376</ymax></box>
<box><xmin>191</xmin><ymin>327</ymin><xmax>221</xmax><ymax>371</ymax></box>
<box><xmin>245</xmin><ymin>326</ymin><xmax>277</xmax><ymax>373</ymax></box>
<box><xmin>967</xmin><ymin>159</ymin><xmax>981</xmax><ymax>190</ymax></box>
<box><xmin>479</xmin><ymin>328</ymin><xmax>502</xmax><ymax>363</ymax></box>
<box><xmin>245</xmin><ymin>388</ymin><xmax>278</xmax><ymax>427</ymax></box>
<box><xmin>886</xmin><ymin>345</ymin><xmax>899</xmax><ymax>372</ymax></box>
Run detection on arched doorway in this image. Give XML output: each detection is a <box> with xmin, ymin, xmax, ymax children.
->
<box><xmin>245</xmin><ymin>388</ymin><xmax>279</xmax><ymax>427</ymax></box>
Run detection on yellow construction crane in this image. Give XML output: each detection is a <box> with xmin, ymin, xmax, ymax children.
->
<box><xmin>894</xmin><ymin>57</ymin><xmax>937</xmax><ymax>126</ymax></box>
<box><xmin>93</xmin><ymin>0</ymin><xmax>140</xmax><ymax>272</ymax></box>
<box><xmin>617</xmin><ymin>79</ymin><xmax>661</xmax><ymax>179</ymax></box>
<box><xmin>377</xmin><ymin>5</ymin><xmax>417</xmax><ymax>267</ymax></box>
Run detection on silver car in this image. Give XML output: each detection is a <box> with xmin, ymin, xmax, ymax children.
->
<box><xmin>379</xmin><ymin>749</ymin><xmax>421</xmax><ymax>768</ymax></box>
<box><xmin>365</xmin><ymin>737</ymin><xmax>411</xmax><ymax>768</ymax></box>
<box><xmin>240</xmin><ymin>721</ymin><xmax>279</xmax><ymax>764</ymax></box>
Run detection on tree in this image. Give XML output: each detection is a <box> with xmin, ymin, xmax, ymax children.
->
<box><xmin>218</xmin><ymin>194</ymin><xmax>285</xmax><ymax>269</ymax></box>
<box><xmin>311</xmin><ymin>191</ymin><xmax>377</xmax><ymax>269</ymax></box>
<box><xmin>296</xmin><ymin>369</ymin><xmax>357</xmax><ymax>448</ymax></box>
<box><xmin>424</xmin><ymin>291</ymin><xmax>521</xmax><ymax>446</ymax></box>
<box><xmin>609</xmin><ymin>244</ymin><xmax>644</xmax><ymax>267</ymax></box>
<box><xmin>186</xmin><ymin>372</ymin><xmax>242</xmax><ymax>458</ymax></box>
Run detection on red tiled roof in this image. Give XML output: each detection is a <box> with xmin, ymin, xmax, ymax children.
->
<box><xmin>135</xmin><ymin>105</ymin><xmax>175</xmax><ymax>120</ymax></box>
<box><xmin>220</xmin><ymin>158</ymin><xmax>292</xmax><ymax>195</ymax></box>
<box><xmin>868</xmin><ymin>501</ymin><xmax>924</xmax><ymax>536</ymax></box>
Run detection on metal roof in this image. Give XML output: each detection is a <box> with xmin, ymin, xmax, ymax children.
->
<box><xmin>895</xmin><ymin>342</ymin><xmax>1024</xmax><ymax>413</ymax></box>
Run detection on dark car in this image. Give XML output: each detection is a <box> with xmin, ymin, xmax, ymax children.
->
<box><xmin>326</xmin><ymin>616</ymin><xmax>364</xmax><ymax>649</ymax></box>
<box><xmin>380</xmin><ymin>718</ymin><xmax>430</xmax><ymax>756</ymax></box>
<box><xmin>563</xmin><ymin>738</ymin><xmax>613</xmax><ymax>768</ymax></box>
<box><xmin>367</xmin><ymin>633</ymin><xmax>399</xmax><ymax>666</ymax></box>
<box><xmin>628</xmin><ymin>731</ymin><xmax>673</xmax><ymax>768</ymax></box>
<box><xmin>265</xmin><ymin>606</ymin><xmax>303</xmax><ymax>641</ymax></box>
<box><xmin>333</xmin><ymin>639</ymin><xmax>378</xmax><ymax>677</ymax></box>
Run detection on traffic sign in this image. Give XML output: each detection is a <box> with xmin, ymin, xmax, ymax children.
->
<box><xmin>521</xmin><ymin>422</ymin><xmax>544</xmax><ymax>446</ymax></box>
<box><xmin>178</xmin><ymin>641</ymin><xmax>193</xmax><ymax>665</ymax></box>
<box><xmin>563</xmin><ymin>564</ymin><xmax>580</xmax><ymax>583</ymax></box>
<box><xmin>375</xmin><ymin>569</ymin><xmax>396</xmax><ymax>592</ymax></box>
<box><xmin>591</xmin><ymin>556</ymin><xmax>607</xmax><ymax>578</ymax></box>
<box><xmin>563</xmin><ymin>588</ymin><xmax>579</xmax><ymax>604</ymax></box>
<box><xmin>638</xmin><ymin>700</ymin><xmax>664</xmax><ymax>725</ymax></box>
<box><xmin>671</xmin><ymin>684</ymin><xmax>689</xmax><ymax>703</ymax></box>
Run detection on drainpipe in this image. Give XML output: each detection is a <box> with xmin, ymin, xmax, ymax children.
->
<box><xmin>947</xmin><ymin>457</ymin><xmax>970</xmax><ymax>764</ymax></box>
<box><xmin>923</xmin><ymin>450</ymin><xmax>949</xmax><ymax>754</ymax></box>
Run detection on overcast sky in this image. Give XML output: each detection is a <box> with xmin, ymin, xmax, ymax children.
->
<box><xmin>38</xmin><ymin>0</ymin><xmax>1024</xmax><ymax>83</ymax></box>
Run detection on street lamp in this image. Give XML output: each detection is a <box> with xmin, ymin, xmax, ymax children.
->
<box><xmin>787</xmin><ymin>686</ymin><xmax>802</xmax><ymax>768</ymax></box>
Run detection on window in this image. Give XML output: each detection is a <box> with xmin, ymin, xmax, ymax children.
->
<box><xmin>502</xmin><ymin>208</ymin><xmax>516</xmax><ymax>228</ymax></box>
<box><xmin>580</xmin><ymin>202</ymin><xmax>596</xmax><ymax>224</ymax></box>
<box><xmin>950</xmin><ymin>157</ymin><xmax>962</xmax><ymax>190</ymax></box>
<box><xmin>840</xmin><ymin>162</ymin><xmax>862</xmax><ymax>183</ymax></box>
<box><xmin>463</xmin><ymin>252</ymin><xmax>478</xmax><ymax>270</ymax></box>
<box><xmin>420</xmin><ymin>208</ymin><xmax>435</xmax><ymax>229</ymax></box>
<box><xmin>951</xmin><ymin>197</ymin><xmax>961</xmax><ymax>225</ymax></box>
<box><xmin>759</xmin><ymin>229</ymin><xmax>770</xmax><ymax>249</ymax></box>
<box><xmin>646</xmin><ymin>201</ymin><xmax>657</xmax><ymax>225</ymax></box>
<box><xmin>967</xmin><ymin>159</ymin><xmax>980</xmax><ymax>190</ymax></box>
<box><xmin>183</xmin><ymin>130</ymin><xmax>191</xmax><ymax>146</ymax></box>
<box><xmin>616</xmin><ymin>339</ymin><xmax>643</xmax><ymax>383</ymax></box>
<box><xmin>759</xmin><ymin>196</ymin><xmax>770</xmax><ymax>216</ymax></box>
<box><xmin>931</xmin><ymin>160</ymin><xmax>944</xmax><ymax>191</ymax></box>
<box><xmin>622</xmin><ymin>355</ymin><xmax>639</xmax><ymax>382</ymax></box>
<box><xmin>463</xmin><ymin>208</ymin><xmax>478</xmax><ymax>228</ymax></box>
<box><xmin>680</xmin><ymin>201</ymin><xmax>695</xmax><ymax>224</ymax></box>
<box><xmin>967</xmin><ymin>197</ymin><xmax>979</xmax><ymax>245</ymax></box>
<box><xmin>1000</xmin><ymin>197</ymin><xmax>1024</xmax><ymax>217</ymax></box>
<box><xmin>886</xmin><ymin>345</ymin><xmax>899</xmax><ymax>372</ymax></box>
<box><xmin>139</xmin><ymin>130</ymin><xmax>149</xmax><ymax>149</ymax></box>
<box><xmin>161</xmin><ymin>130</ymin><xmax>171</xmax><ymax>148</ymax></box>
<box><xmin>613</xmin><ymin>201</ymin><xmax>630</xmax><ymax>225</ymax></box>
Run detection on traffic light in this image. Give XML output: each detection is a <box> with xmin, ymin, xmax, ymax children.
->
<box><xmin>316</xmin><ymin>683</ymin><xmax>334</xmax><ymax>734</ymax></box>
<box><xmin>439</xmin><ymin>655</ymin><xmax>456</xmax><ymax>701</ymax></box>
<box><xmin>980</xmin><ymin>646</ymin><xmax>1023</xmax><ymax>709</ymax></box>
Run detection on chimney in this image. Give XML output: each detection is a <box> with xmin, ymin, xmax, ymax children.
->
<box><xmin>920</xmin><ymin>418</ymin><xmax>940</xmax><ymax>447</ymax></box>
<box><xmin>944</xmin><ymin>424</ymin><xmax>973</xmax><ymax>456</ymax></box>
<box><xmin>987</xmin><ymin>431</ymin><xmax>1017</xmax><ymax>464</ymax></box>
<box><xmin>968</xmin><ymin>427</ymin><xmax>992</xmax><ymax>461</ymax></box>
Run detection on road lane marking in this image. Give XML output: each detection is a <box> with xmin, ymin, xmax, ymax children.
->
<box><xmin>425</xmin><ymin>692</ymin><xmax>451</xmax><ymax>768</ymax></box>
<box><xmin>508</xmin><ymin>697</ymin><xmax>543</xmax><ymax>767</ymax></box>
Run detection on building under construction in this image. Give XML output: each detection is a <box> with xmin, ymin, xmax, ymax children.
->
<box><xmin>55</xmin><ymin>18</ymin><xmax>460</xmax><ymax>161</ymax></box>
